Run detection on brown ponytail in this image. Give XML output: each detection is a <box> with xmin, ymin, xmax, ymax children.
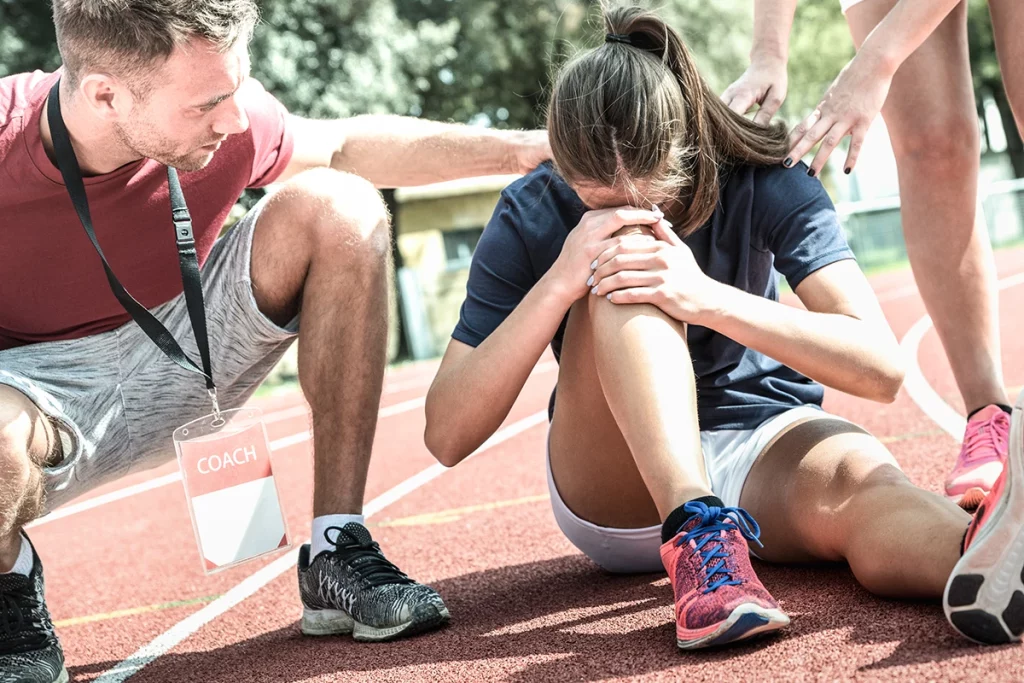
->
<box><xmin>547</xmin><ymin>4</ymin><xmax>789</xmax><ymax>237</ymax></box>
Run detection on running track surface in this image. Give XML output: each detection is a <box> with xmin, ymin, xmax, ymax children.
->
<box><xmin>32</xmin><ymin>247</ymin><xmax>1024</xmax><ymax>682</ymax></box>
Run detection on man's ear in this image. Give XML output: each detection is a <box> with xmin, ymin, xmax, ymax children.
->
<box><xmin>78</xmin><ymin>72</ymin><xmax>134</xmax><ymax>122</ymax></box>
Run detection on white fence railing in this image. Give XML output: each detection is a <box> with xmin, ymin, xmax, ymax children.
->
<box><xmin>837</xmin><ymin>179</ymin><xmax>1024</xmax><ymax>269</ymax></box>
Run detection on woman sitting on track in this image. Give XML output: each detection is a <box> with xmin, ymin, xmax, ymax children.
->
<box><xmin>424</xmin><ymin>4</ymin><xmax>1024</xmax><ymax>651</ymax></box>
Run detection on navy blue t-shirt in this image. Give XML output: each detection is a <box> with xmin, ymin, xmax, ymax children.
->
<box><xmin>452</xmin><ymin>161</ymin><xmax>855</xmax><ymax>431</ymax></box>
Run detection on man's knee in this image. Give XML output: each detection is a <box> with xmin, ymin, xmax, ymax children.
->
<box><xmin>276</xmin><ymin>167</ymin><xmax>390</xmax><ymax>258</ymax></box>
<box><xmin>0</xmin><ymin>386</ymin><xmax>49</xmax><ymax>531</ymax></box>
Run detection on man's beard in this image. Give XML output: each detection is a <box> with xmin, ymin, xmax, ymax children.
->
<box><xmin>114</xmin><ymin>121</ymin><xmax>214</xmax><ymax>172</ymax></box>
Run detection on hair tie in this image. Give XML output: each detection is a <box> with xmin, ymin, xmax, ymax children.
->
<box><xmin>605</xmin><ymin>33</ymin><xmax>632</xmax><ymax>45</ymax></box>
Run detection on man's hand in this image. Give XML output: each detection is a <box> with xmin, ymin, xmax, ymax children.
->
<box><xmin>507</xmin><ymin>130</ymin><xmax>552</xmax><ymax>175</ymax></box>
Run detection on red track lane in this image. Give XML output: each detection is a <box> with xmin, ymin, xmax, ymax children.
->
<box><xmin>31</xmin><ymin>247</ymin><xmax>1024</xmax><ymax>681</ymax></box>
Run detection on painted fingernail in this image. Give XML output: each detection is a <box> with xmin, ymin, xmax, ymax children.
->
<box><xmin>606</xmin><ymin>294</ymin><xmax>612</xmax><ymax>300</ymax></box>
<box><xmin>586</xmin><ymin>275</ymin><xmax>594</xmax><ymax>287</ymax></box>
<box><xmin>807</xmin><ymin>168</ymin><xmax>816</xmax><ymax>178</ymax></box>
<box><xmin>844</xmin><ymin>167</ymin><xmax>851</xmax><ymax>175</ymax></box>
<box><xmin>783</xmin><ymin>158</ymin><xmax>793</xmax><ymax>168</ymax></box>
<box><xmin>590</xmin><ymin>260</ymin><xmax>598</xmax><ymax>270</ymax></box>
<box><xmin>591</xmin><ymin>286</ymin><xmax>599</xmax><ymax>295</ymax></box>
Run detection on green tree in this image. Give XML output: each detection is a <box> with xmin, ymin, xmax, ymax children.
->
<box><xmin>0</xmin><ymin>0</ymin><xmax>60</xmax><ymax>77</ymax></box>
<box><xmin>782</xmin><ymin>1</ymin><xmax>855</xmax><ymax>121</ymax></box>
<box><xmin>391</xmin><ymin>0</ymin><xmax>761</xmax><ymax>130</ymax></box>
<box><xmin>252</xmin><ymin>0</ymin><xmax>458</xmax><ymax>119</ymax></box>
<box><xmin>394</xmin><ymin>0</ymin><xmax>592</xmax><ymax>129</ymax></box>
<box><xmin>968</xmin><ymin>0</ymin><xmax>1024</xmax><ymax>177</ymax></box>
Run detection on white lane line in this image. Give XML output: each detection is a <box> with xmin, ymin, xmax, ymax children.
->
<box><xmin>381</xmin><ymin>358</ymin><xmax>557</xmax><ymax>395</ymax></box>
<box><xmin>901</xmin><ymin>315</ymin><xmax>966</xmax><ymax>441</ymax></box>
<box><xmin>263</xmin><ymin>405</ymin><xmax>310</xmax><ymax>424</ymax></box>
<box><xmin>31</xmin><ymin>361</ymin><xmax>560</xmax><ymax>528</ymax></box>
<box><xmin>28</xmin><ymin>429</ymin><xmax>314</xmax><ymax>530</ymax></box>
<box><xmin>382</xmin><ymin>375</ymin><xmax>437</xmax><ymax>395</ymax></box>
<box><xmin>876</xmin><ymin>283</ymin><xmax>922</xmax><ymax>303</ymax></box>
<box><xmin>28</xmin><ymin>395</ymin><xmax>425</xmax><ymax>529</ymax></box>
<box><xmin>95</xmin><ymin>409</ymin><xmax>549</xmax><ymax>683</ymax></box>
<box><xmin>27</xmin><ymin>473</ymin><xmax>186</xmax><ymax>529</ymax></box>
<box><xmin>900</xmin><ymin>271</ymin><xmax>1024</xmax><ymax>438</ymax></box>
<box><xmin>378</xmin><ymin>395</ymin><xmax>426</xmax><ymax>418</ymax></box>
<box><xmin>871</xmin><ymin>268</ymin><xmax>1024</xmax><ymax>304</ymax></box>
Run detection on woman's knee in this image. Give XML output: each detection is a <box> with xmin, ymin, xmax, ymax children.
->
<box><xmin>753</xmin><ymin>430</ymin><xmax>905</xmax><ymax>561</ymax></box>
<box><xmin>835</xmin><ymin>461</ymin><xmax>924</xmax><ymax>593</ymax></box>
<box><xmin>586</xmin><ymin>289</ymin><xmax>667</xmax><ymax>323</ymax></box>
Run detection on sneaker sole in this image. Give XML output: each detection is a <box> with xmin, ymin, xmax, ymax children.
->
<box><xmin>301</xmin><ymin>602</ymin><xmax>450</xmax><ymax>642</ymax></box>
<box><xmin>677</xmin><ymin>603</ymin><xmax>790</xmax><ymax>650</ymax></box>
<box><xmin>943</xmin><ymin>398</ymin><xmax>1024</xmax><ymax>644</ymax></box>
<box><xmin>55</xmin><ymin>668</ymin><xmax>69</xmax><ymax>683</ymax></box>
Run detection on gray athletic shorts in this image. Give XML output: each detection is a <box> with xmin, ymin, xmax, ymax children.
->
<box><xmin>0</xmin><ymin>201</ymin><xmax>298</xmax><ymax>511</ymax></box>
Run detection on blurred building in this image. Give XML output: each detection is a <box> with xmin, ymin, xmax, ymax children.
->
<box><xmin>391</xmin><ymin>174</ymin><xmax>520</xmax><ymax>360</ymax></box>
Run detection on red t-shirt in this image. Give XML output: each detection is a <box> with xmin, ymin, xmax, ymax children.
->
<box><xmin>0</xmin><ymin>70</ymin><xmax>295</xmax><ymax>351</ymax></box>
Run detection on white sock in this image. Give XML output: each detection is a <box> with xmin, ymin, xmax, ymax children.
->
<box><xmin>311</xmin><ymin>514</ymin><xmax>366</xmax><ymax>558</ymax></box>
<box><xmin>2</xmin><ymin>534</ymin><xmax>33</xmax><ymax>576</ymax></box>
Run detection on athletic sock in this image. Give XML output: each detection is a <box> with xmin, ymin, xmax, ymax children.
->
<box><xmin>311</xmin><ymin>514</ymin><xmax>366</xmax><ymax>558</ymax></box>
<box><xmin>1</xmin><ymin>534</ymin><xmax>33</xmax><ymax>577</ymax></box>
<box><xmin>661</xmin><ymin>496</ymin><xmax>725</xmax><ymax>544</ymax></box>
<box><xmin>967</xmin><ymin>404</ymin><xmax>1013</xmax><ymax>420</ymax></box>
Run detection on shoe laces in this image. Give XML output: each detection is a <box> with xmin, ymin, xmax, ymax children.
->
<box><xmin>0</xmin><ymin>582</ymin><xmax>48</xmax><ymax>653</ymax></box>
<box><xmin>676</xmin><ymin>502</ymin><xmax>763</xmax><ymax>594</ymax></box>
<box><xmin>323</xmin><ymin>525</ymin><xmax>414</xmax><ymax>588</ymax></box>
<box><xmin>961</xmin><ymin>411</ymin><xmax>1009</xmax><ymax>466</ymax></box>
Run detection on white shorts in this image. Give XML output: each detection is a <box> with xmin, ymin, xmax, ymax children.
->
<box><xmin>840</xmin><ymin>0</ymin><xmax>866</xmax><ymax>14</ymax></box>
<box><xmin>546</xmin><ymin>405</ymin><xmax>835</xmax><ymax>574</ymax></box>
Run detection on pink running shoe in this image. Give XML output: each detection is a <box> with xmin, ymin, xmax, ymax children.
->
<box><xmin>660</xmin><ymin>502</ymin><xmax>789</xmax><ymax>650</ymax></box>
<box><xmin>944</xmin><ymin>397</ymin><xmax>1024</xmax><ymax>644</ymax></box>
<box><xmin>946</xmin><ymin>405</ymin><xmax>1009</xmax><ymax>511</ymax></box>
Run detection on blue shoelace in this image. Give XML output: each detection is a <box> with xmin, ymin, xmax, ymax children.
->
<box><xmin>675</xmin><ymin>501</ymin><xmax>764</xmax><ymax>594</ymax></box>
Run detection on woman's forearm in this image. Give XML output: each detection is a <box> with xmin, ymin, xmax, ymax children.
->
<box><xmin>751</xmin><ymin>0</ymin><xmax>799</xmax><ymax>63</ymax></box>
<box><xmin>702</xmin><ymin>283</ymin><xmax>905</xmax><ymax>402</ymax></box>
<box><xmin>425</xmin><ymin>273</ymin><xmax>576</xmax><ymax>465</ymax></box>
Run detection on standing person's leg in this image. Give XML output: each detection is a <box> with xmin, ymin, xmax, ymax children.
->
<box><xmin>989</xmin><ymin>1</ymin><xmax>1024</xmax><ymax>145</ymax></box>
<box><xmin>237</xmin><ymin>168</ymin><xmax>448</xmax><ymax>640</ymax></box>
<box><xmin>847</xmin><ymin>0</ymin><xmax>1009</xmax><ymax>507</ymax></box>
<box><xmin>548</xmin><ymin>286</ymin><xmax>789</xmax><ymax>650</ymax></box>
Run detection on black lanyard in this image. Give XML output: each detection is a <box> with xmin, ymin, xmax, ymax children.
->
<box><xmin>46</xmin><ymin>80</ymin><xmax>220</xmax><ymax>414</ymax></box>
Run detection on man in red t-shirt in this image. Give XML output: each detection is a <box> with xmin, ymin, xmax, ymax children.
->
<box><xmin>0</xmin><ymin>1</ymin><xmax>550</xmax><ymax>678</ymax></box>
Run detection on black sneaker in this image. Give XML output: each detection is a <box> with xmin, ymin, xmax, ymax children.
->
<box><xmin>297</xmin><ymin>522</ymin><xmax>449</xmax><ymax>641</ymax></box>
<box><xmin>0</xmin><ymin>536</ymin><xmax>67</xmax><ymax>683</ymax></box>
